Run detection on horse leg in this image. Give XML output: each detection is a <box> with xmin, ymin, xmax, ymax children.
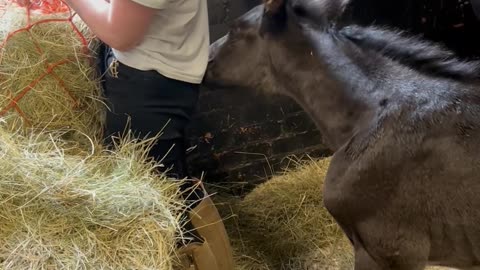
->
<box><xmin>351</xmin><ymin>218</ymin><xmax>430</xmax><ymax>270</ymax></box>
<box><xmin>354</xmin><ymin>245</ymin><xmax>427</xmax><ymax>270</ymax></box>
<box><xmin>353</xmin><ymin>246</ymin><xmax>383</xmax><ymax>270</ymax></box>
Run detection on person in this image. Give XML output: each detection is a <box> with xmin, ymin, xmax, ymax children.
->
<box><xmin>63</xmin><ymin>0</ymin><xmax>234</xmax><ymax>269</ymax></box>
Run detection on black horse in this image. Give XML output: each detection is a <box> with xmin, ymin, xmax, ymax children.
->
<box><xmin>204</xmin><ymin>0</ymin><xmax>480</xmax><ymax>269</ymax></box>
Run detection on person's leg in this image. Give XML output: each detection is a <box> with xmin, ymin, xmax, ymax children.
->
<box><xmin>98</xmin><ymin>45</ymin><xmax>234</xmax><ymax>270</ymax></box>
<box><xmin>101</xmin><ymin>47</ymin><xmax>204</xmax><ymax>202</ymax></box>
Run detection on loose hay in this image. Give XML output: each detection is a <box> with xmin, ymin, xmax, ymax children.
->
<box><xmin>234</xmin><ymin>157</ymin><xmax>343</xmax><ymax>268</ymax></box>
<box><xmin>226</xmin><ymin>218</ymin><xmax>354</xmax><ymax>270</ymax></box>
<box><xmin>0</xmin><ymin>120</ymin><xmax>185</xmax><ymax>270</ymax></box>
<box><xmin>213</xmin><ymin>195</ymin><xmax>272</xmax><ymax>270</ymax></box>
<box><xmin>0</xmin><ymin>4</ymin><xmax>105</xmax><ymax>145</ymax></box>
<box><xmin>299</xmin><ymin>235</ymin><xmax>354</xmax><ymax>270</ymax></box>
<box><xmin>211</xmin><ymin>157</ymin><xmax>348</xmax><ymax>269</ymax></box>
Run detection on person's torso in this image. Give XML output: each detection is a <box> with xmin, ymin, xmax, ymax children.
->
<box><xmin>112</xmin><ymin>0</ymin><xmax>209</xmax><ymax>84</ymax></box>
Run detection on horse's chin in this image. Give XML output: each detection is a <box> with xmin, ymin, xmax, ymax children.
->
<box><xmin>202</xmin><ymin>72</ymin><xmax>246</xmax><ymax>90</ymax></box>
<box><xmin>201</xmin><ymin>76</ymin><xmax>236</xmax><ymax>89</ymax></box>
<box><xmin>201</xmin><ymin>70</ymin><xmax>220</xmax><ymax>88</ymax></box>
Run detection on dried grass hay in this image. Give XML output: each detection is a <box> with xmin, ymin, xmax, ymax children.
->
<box><xmin>0</xmin><ymin>119</ymin><xmax>185</xmax><ymax>269</ymax></box>
<box><xmin>212</xmin><ymin>157</ymin><xmax>347</xmax><ymax>269</ymax></box>
<box><xmin>0</xmin><ymin>3</ymin><xmax>105</xmax><ymax>144</ymax></box>
<box><xmin>235</xmin><ymin>157</ymin><xmax>343</xmax><ymax>266</ymax></box>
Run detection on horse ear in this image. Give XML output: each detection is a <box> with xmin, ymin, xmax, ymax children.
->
<box><xmin>264</xmin><ymin>0</ymin><xmax>284</xmax><ymax>14</ymax></box>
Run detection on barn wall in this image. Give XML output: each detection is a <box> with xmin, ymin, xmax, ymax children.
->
<box><xmin>186</xmin><ymin>0</ymin><xmax>331</xmax><ymax>194</ymax></box>
<box><xmin>186</xmin><ymin>0</ymin><xmax>480</xmax><ymax>194</ymax></box>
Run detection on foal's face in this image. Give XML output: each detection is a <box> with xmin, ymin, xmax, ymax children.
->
<box><xmin>204</xmin><ymin>0</ymin><xmax>351</xmax><ymax>90</ymax></box>
<box><xmin>204</xmin><ymin>5</ymin><xmax>265</xmax><ymax>89</ymax></box>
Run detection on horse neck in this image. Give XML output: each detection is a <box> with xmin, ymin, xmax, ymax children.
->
<box><xmin>278</xmin><ymin>30</ymin><xmax>386</xmax><ymax>151</ymax></box>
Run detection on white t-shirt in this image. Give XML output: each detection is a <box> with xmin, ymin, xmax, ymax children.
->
<box><xmin>112</xmin><ymin>0</ymin><xmax>209</xmax><ymax>84</ymax></box>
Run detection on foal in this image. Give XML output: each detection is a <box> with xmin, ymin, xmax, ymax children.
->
<box><xmin>205</xmin><ymin>0</ymin><xmax>480</xmax><ymax>269</ymax></box>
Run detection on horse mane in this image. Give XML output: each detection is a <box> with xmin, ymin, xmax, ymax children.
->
<box><xmin>339</xmin><ymin>25</ymin><xmax>480</xmax><ymax>82</ymax></box>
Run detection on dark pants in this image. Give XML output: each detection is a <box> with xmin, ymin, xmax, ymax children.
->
<box><xmin>98</xmin><ymin>44</ymin><xmax>204</xmax><ymax>206</ymax></box>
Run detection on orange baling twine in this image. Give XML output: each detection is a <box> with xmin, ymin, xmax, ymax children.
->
<box><xmin>0</xmin><ymin>0</ymin><xmax>90</xmax><ymax>125</ymax></box>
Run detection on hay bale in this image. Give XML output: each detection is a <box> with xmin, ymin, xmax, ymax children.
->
<box><xmin>213</xmin><ymin>179</ymin><xmax>352</xmax><ymax>270</ymax></box>
<box><xmin>212</xmin><ymin>157</ymin><xmax>346</xmax><ymax>269</ymax></box>
<box><xmin>232</xmin><ymin>157</ymin><xmax>342</xmax><ymax>268</ymax></box>
<box><xmin>0</xmin><ymin>119</ymin><xmax>185</xmax><ymax>269</ymax></box>
<box><xmin>0</xmin><ymin>4</ymin><xmax>104</xmax><ymax>145</ymax></box>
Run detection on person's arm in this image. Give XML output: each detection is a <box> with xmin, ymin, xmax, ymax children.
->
<box><xmin>65</xmin><ymin>0</ymin><xmax>161</xmax><ymax>51</ymax></box>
